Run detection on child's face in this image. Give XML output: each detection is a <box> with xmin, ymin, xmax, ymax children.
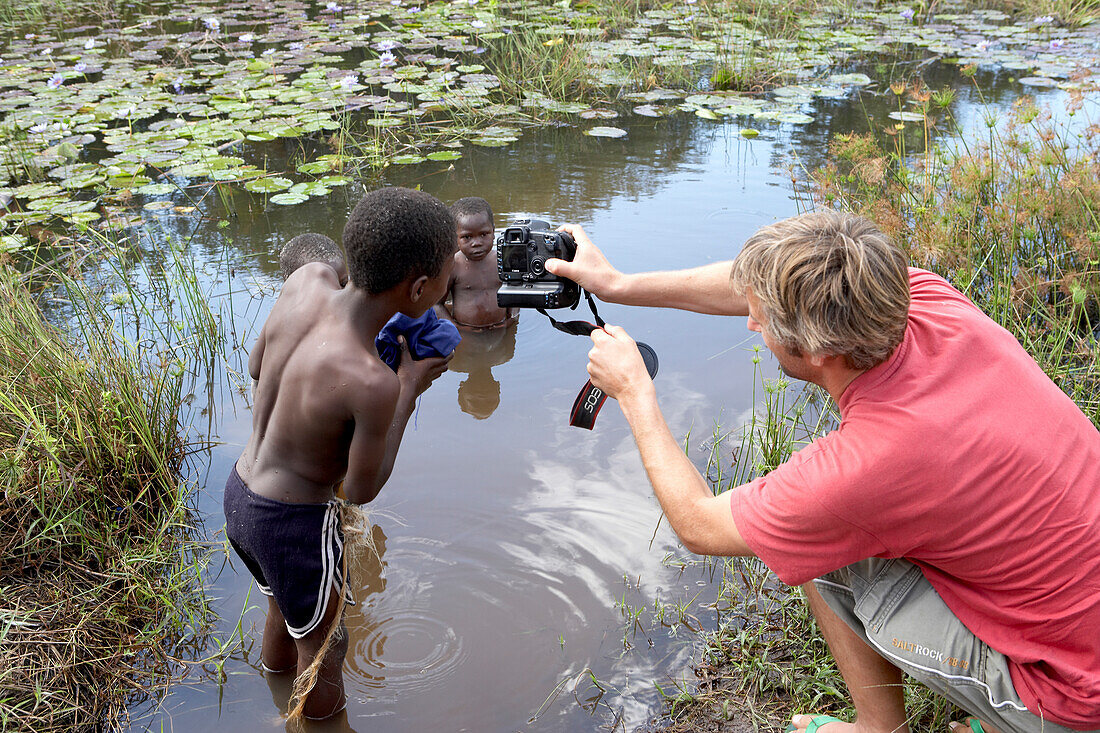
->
<box><xmin>456</xmin><ymin>212</ymin><xmax>494</xmax><ymax>261</ymax></box>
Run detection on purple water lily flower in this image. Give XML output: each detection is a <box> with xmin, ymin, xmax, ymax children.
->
<box><xmin>74</xmin><ymin>62</ymin><xmax>87</xmax><ymax>72</ymax></box>
<box><xmin>47</xmin><ymin>74</ymin><xmax>63</xmax><ymax>89</ymax></box>
<box><xmin>1034</xmin><ymin>15</ymin><xmax>1053</xmax><ymax>25</ymax></box>
<box><xmin>375</xmin><ymin>39</ymin><xmax>399</xmax><ymax>51</ymax></box>
<box><xmin>173</xmin><ymin>76</ymin><xmax>184</xmax><ymax>93</ymax></box>
<box><xmin>379</xmin><ymin>51</ymin><xmax>397</xmax><ymax>66</ymax></box>
<box><xmin>325</xmin><ymin>1</ymin><xmax>342</xmax><ymax>10</ymax></box>
<box><xmin>900</xmin><ymin>7</ymin><xmax>915</xmax><ymax>20</ymax></box>
<box><xmin>1050</xmin><ymin>38</ymin><xmax>1065</xmax><ymax>49</ymax></box>
<box><xmin>288</xmin><ymin>41</ymin><xmax>304</xmax><ymax>51</ymax></box>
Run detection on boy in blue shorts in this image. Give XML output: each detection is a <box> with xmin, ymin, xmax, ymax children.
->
<box><xmin>224</xmin><ymin>187</ymin><xmax>455</xmax><ymax>720</ymax></box>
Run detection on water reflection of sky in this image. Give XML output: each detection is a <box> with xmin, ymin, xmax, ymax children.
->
<box><xmin>130</xmin><ymin>74</ymin><xmax>1076</xmax><ymax>732</ymax></box>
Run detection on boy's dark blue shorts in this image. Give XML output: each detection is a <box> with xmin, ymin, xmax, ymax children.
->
<box><xmin>224</xmin><ymin>464</ymin><xmax>354</xmax><ymax>639</ymax></box>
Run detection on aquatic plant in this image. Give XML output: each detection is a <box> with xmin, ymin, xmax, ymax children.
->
<box><xmin>0</xmin><ymin>0</ymin><xmax>1094</xmax><ymax>242</ymax></box>
<box><xmin>0</xmin><ymin>233</ymin><xmax>220</xmax><ymax>730</ymax></box>
<box><xmin>813</xmin><ymin>86</ymin><xmax>1100</xmax><ymax>425</ymax></box>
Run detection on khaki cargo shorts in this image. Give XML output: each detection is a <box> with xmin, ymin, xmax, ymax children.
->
<box><xmin>814</xmin><ymin>558</ymin><xmax>1096</xmax><ymax>733</ymax></box>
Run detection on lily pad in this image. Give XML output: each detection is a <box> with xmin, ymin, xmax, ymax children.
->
<box><xmin>244</xmin><ymin>177</ymin><xmax>293</xmax><ymax>193</ymax></box>
<box><xmin>269</xmin><ymin>191</ymin><xmax>309</xmax><ymax>205</ymax></box>
<box><xmin>584</xmin><ymin>126</ymin><xmax>628</xmax><ymax>138</ymax></box>
<box><xmin>888</xmin><ymin>111</ymin><xmax>926</xmax><ymax>122</ymax></box>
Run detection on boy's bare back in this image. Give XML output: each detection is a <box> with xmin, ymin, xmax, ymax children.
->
<box><xmin>237</xmin><ymin>263</ymin><xmax>404</xmax><ymax>505</ymax></box>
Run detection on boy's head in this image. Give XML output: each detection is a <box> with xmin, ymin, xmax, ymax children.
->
<box><xmin>450</xmin><ymin>197</ymin><xmax>494</xmax><ymax>262</ymax></box>
<box><xmin>343</xmin><ymin>187</ymin><xmax>456</xmax><ymax>309</ymax></box>
<box><xmin>280</xmin><ymin>233</ymin><xmax>348</xmax><ymax>285</ymax></box>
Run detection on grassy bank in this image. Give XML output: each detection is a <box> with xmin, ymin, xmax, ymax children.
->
<box><xmin>656</xmin><ymin>87</ymin><xmax>1099</xmax><ymax>731</ymax></box>
<box><xmin>0</xmin><ymin>239</ymin><xmax>220</xmax><ymax>730</ymax></box>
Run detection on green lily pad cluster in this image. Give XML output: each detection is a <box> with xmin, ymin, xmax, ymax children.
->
<box><xmin>0</xmin><ymin>0</ymin><xmax>1094</xmax><ymax>241</ymax></box>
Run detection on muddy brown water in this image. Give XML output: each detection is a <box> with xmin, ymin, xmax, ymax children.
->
<box><xmin>124</xmin><ymin>69</ymin><xmax>1066</xmax><ymax>732</ymax></box>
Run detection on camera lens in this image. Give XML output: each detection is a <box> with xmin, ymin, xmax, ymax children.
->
<box><xmin>530</xmin><ymin>257</ymin><xmax>545</xmax><ymax>275</ymax></box>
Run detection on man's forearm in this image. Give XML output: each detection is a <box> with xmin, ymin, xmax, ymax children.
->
<box><xmin>606</xmin><ymin>262</ymin><xmax>748</xmax><ymax>316</ymax></box>
<box><xmin>618</xmin><ymin>389</ymin><xmax>748</xmax><ymax>556</ymax></box>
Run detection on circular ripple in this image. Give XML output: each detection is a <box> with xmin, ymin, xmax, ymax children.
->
<box><xmin>346</xmin><ymin>610</ymin><xmax>466</xmax><ymax>694</ymax></box>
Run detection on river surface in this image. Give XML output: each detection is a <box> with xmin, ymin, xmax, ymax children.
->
<box><xmin>104</xmin><ymin>63</ymin><xmax>1074</xmax><ymax>732</ymax></box>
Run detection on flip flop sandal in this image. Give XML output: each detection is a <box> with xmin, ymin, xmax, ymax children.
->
<box><xmin>785</xmin><ymin>715</ymin><xmax>845</xmax><ymax>733</ymax></box>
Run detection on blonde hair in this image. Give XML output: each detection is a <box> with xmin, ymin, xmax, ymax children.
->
<box><xmin>730</xmin><ymin>211</ymin><xmax>910</xmax><ymax>370</ymax></box>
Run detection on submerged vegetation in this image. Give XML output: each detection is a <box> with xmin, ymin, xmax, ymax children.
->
<box><xmin>0</xmin><ymin>239</ymin><xmax>220</xmax><ymax>730</ymax></box>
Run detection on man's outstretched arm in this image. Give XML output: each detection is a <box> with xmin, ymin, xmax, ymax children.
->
<box><xmin>587</xmin><ymin>325</ymin><xmax>755</xmax><ymax>557</ymax></box>
<box><xmin>546</xmin><ymin>224</ymin><xmax>749</xmax><ymax>317</ymax></box>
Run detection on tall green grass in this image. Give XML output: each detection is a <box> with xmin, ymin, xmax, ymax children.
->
<box><xmin>0</xmin><ymin>233</ymin><xmax>220</xmax><ymax>731</ymax></box>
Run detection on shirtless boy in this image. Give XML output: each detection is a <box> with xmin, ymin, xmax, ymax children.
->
<box><xmin>224</xmin><ymin>187</ymin><xmax>456</xmax><ymax>720</ymax></box>
<box><xmin>439</xmin><ymin>197</ymin><xmax>518</xmax><ymax>330</ymax></box>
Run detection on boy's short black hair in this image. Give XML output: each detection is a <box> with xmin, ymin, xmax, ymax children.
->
<box><xmin>450</xmin><ymin>197</ymin><xmax>493</xmax><ymax>223</ymax></box>
<box><xmin>280</xmin><ymin>233</ymin><xmax>345</xmax><ymax>281</ymax></box>
<box><xmin>343</xmin><ymin>187</ymin><xmax>456</xmax><ymax>294</ymax></box>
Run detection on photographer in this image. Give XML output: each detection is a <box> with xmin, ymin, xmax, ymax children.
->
<box><xmin>545</xmin><ymin>212</ymin><xmax>1100</xmax><ymax>733</ymax></box>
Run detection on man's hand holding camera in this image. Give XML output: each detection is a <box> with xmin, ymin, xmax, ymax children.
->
<box><xmin>586</xmin><ymin>325</ymin><xmax>655</xmax><ymax>405</ymax></box>
<box><xmin>545</xmin><ymin>224</ymin><xmax>623</xmax><ymax>301</ymax></box>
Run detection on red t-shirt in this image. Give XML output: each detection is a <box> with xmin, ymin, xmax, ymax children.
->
<box><xmin>731</xmin><ymin>269</ymin><xmax>1100</xmax><ymax>728</ymax></box>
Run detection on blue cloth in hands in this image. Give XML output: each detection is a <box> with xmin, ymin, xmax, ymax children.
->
<box><xmin>375</xmin><ymin>309</ymin><xmax>462</xmax><ymax>372</ymax></box>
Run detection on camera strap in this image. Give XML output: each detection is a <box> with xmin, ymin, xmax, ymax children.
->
<box><xmin>537</xmin><ymin>292</ymin><xmax>659</xmax><ymax>430</ymax></box>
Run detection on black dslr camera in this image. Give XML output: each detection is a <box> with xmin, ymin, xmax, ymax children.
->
<box><xmin>496</xmin><ymin>219</ymin><xmax>579</xmax><ymax>309</ymax></box>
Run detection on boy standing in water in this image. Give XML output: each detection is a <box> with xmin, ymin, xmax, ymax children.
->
<box><xmin>439</xmin><ymin>197</ymin><xmax>519</xmax><ymax>330</ymax></box>
<box><xmin>224</xmin><ymin>187</ymin><xmax>456</xmax><ymax>720</ymax></box>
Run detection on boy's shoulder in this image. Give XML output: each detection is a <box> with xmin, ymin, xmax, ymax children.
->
<box><xmin>283</xmin><ymin>261</ymin><xmax>343</xmax><ymax>291</ymax></box>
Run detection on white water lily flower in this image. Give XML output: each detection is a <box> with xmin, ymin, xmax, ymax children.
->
<box><xmin>239</xmin><ymin>33</ymin><xmax>254</xmax><ymax>43</ymax></box>
<box><xmin>379</xmin><ymin>51</ymin><xmax>397</xmax><ymax>66</ymax></box>
<box><xmin>1050</xmin><ymin>38</ymin><xmax>1065</xmax><ymax>49</ymax></box>
<box><xmin>1034</xmin><ymin>15</ymin><xmax>1053</xmax><ymax>24</ymax></box>
<box><xmin>84</xmin><ymin>38</ymin><xmax>95</xmax><ymax>49</ymax></box>
<box><xmin>203</xmin><ymin>17</ymin><xmax>220</xmax><ymax>31</ymax></box>
<box><xmin>375</xmin><ymin>39</ymin><xmax>398</xmax><ymax>51</ymax></box>
<box><xmin>471</xmin><ymin>20</ymin><xmax>486</xmax><ymax>28</ymax></box>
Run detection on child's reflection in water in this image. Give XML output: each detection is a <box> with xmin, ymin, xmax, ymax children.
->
<box><xmin>449</xmin><ymin>324</ymin><xmax>517</xmax><ymax>420</ymax></box>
